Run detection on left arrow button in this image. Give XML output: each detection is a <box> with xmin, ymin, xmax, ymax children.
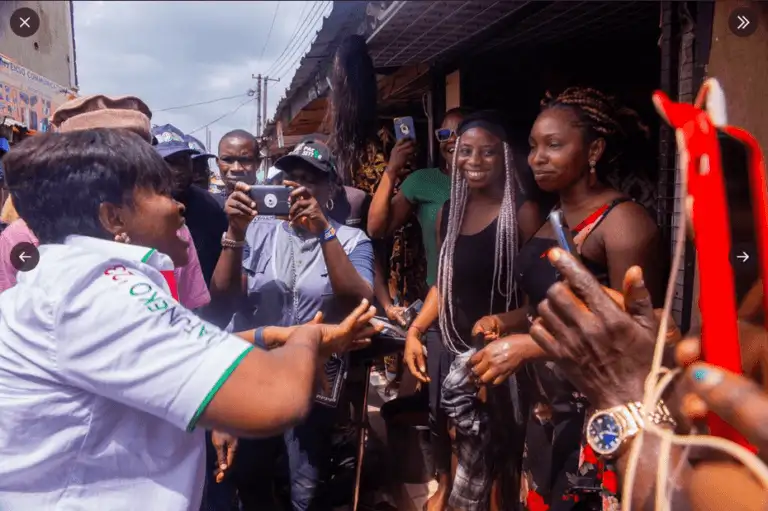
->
<box><xmin>10</xmin><ymin>242</ymin><xmax>40</xmax><ymax>272</ymax></box>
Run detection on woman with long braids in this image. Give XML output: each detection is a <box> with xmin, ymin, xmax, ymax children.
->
<box><xmin>470</xmin><ymin>87</ymin><xmax>664</xmax><ymax>510</ymax></box>
<box><xmin>404</xmin><ymin>110</ymin><xmax>541</xmax><ymax>511</ymax></box>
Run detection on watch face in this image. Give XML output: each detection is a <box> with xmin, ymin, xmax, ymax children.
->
<box><xmin>587</xmin><ymin>412</ymin><xmax>623</xmax><ymax>456</ymax></box>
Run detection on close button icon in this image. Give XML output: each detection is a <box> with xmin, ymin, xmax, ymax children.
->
<box><xmin>9</xmin><ymin>7</ymin><xmax>41</xmax><ymax>38</ymax></box>
<box><xmin>729</xmin><ymin>7</ymin><xmax>758</xmax><ymax>37</ymax></box>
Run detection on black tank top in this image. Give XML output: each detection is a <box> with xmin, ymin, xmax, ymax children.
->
<box><xmin>440</xmin><ymin>201</ymin><xmax>514</xmax><ymax>347</ymax></box>
<box><xmin>515</xmin><ymin>198</ymin><xmax>630</xmax><ymax>307</ymax></box>
<box><xmin>515</xmin><ymin>198</ymin><xmax>630</xmax><ymax>411</ymax></box>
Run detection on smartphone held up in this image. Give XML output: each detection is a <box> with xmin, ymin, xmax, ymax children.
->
<box><xmin>248</xmin><ymin>185</ymin><xmax>294</xmax><ymax>218</ymax></box>
<box><xmin>394</xmin><ymin>116</ymin><xmax>416</xmax><ymax>142</ymax></box>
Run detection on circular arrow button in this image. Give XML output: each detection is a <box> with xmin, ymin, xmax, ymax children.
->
<box><xmin>10</xmin><ymin>242</ymin><xmax>40</xmax><ymax>272</ymax></box>
<box><xmin>729</xmin><ymin>7</ymin><xmax>758</xmax><ymax>37</ymax></box>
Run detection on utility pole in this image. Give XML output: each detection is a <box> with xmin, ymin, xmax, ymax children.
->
<box><xmin>252</xmin><ymin>73</ymin><xmax>263</xmax><ymax>137</ymax></box>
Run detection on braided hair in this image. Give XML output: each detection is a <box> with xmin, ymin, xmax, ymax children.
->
<box><xmin>541</xmin><ymin>87</ymin><xmax>650</xmax><ymax>182</ymax></box>
<box><xmin>437</xmin><ymin>112</ymin><xmax>520</xmax><ymax>354</ymax></box>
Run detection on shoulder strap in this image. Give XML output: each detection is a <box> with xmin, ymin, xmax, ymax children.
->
<box><xmin>572</xmin><ymin>198</ymin><xmax>633</xmax><ymax>252</ymax></box>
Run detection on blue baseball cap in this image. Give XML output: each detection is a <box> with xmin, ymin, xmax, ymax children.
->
<box><xmin>183</xmin><ymin>134</ymin><xmax>215</xmax><ymax>160</ymax></box>
<box><xmin>151</xmin><ymin>124</ymin><xmax>193</xmax><ymax>159</ymax></box>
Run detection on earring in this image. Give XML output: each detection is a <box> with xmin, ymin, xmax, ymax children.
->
<box><xmin>326</xmin><ymin>198</ymin><xmax>335</xmax><ymax>211</ymax></box>
<box><xmin>589</xmin><ymin>160</ymin><xmax>597</xmax><ymax>174</ymax></box>
<box><xmin>114</xmin><ymin>232</ymin><xmax>132</xmax><ymax>244</ymax></box>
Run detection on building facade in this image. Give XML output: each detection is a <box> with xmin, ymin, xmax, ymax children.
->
<box><xmin>0</xmin><ymin>0</ymin><xmax>77</xmax><ymax>132</ymax></box>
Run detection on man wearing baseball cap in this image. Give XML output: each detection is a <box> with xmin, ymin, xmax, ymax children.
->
<box><xmin>152</xmin><ymin>124</ymin><xmax>227</xmax><ymax>290</ymax></box>
<box><xmin>0</xmin><ymin>97</ymin><xmax>210</xmax><ymax>313</ymax></box>
<box><xmin>184</xmin><ymin>134</ymin><xmax>216</xmax><ymax>190</ymax></box>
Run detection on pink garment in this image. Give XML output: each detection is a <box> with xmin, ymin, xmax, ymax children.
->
<box><xmin>0</xmin><ymin>220</ymin><xmax>211</xmax><ymax>309</ymax></box>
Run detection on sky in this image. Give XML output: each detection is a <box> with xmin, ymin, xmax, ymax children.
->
<box><xmin>73</xmin><ymin>0</ymin><xmax>332</xmax><ymax>153</ymax></box>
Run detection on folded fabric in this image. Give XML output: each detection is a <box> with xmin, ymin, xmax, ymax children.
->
<box><xmin>441</xmin><ymin>350</ymin><xmax>492</xmax><ymax>510</ymax></box>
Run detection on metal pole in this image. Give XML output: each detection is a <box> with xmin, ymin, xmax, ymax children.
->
<box><xmin>253</xmin><ymin>74</ymin><xmax>262</xmax><ymax>137</ymax></box>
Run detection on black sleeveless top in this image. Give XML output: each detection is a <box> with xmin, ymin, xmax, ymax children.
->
<box><xmin>439</xmin><ymin>201</ymin><xmax>514</xmax><ymax>348</ymax></box>
<box><xmin>515</xmin><ymin>198</ymin><xmax>629</xmax><ymax>412</ymax></box>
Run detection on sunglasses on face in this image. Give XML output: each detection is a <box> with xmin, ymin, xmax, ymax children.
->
<box><xmin>435</xmin><ymin>128</ymin><xmax>456</xmax><ymax>143</ymax></box>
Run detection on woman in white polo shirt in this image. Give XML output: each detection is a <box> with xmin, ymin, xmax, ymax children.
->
<box><xmin>0</xmin><ymin>128</ymin><xmax>378</xmax><ymax>511</ymax></box>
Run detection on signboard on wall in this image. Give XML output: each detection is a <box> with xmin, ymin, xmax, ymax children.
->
<box><xmin>0</xmin><ymin>53</ymin><xmax>76</xmax><ymax>132</ymax></box>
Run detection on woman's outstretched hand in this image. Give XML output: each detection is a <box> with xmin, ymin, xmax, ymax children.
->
<box><xmin>315</xmin><ymin>299</ymin><xmax>380</xmax><ymax>357</ymax></box>
<box><xmin>528</xmin><ymin>248</ymin><xmax>661</xmax><ymax>409</ymax></box>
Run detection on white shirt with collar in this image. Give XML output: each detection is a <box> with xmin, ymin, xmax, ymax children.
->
<box><xmin>0</xmin><ymin>235</ymin><xmax>253</xmax><ymax>511</ymax></box>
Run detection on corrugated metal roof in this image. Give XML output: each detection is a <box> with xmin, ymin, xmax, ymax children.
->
<box><xmin>365</xmin><ymin>1</ymin><xmax>659</xmax><ymax>67</ymax></box>
<box><xmin>265</xmin><ymin>1</ymin><xmax>368</xmax><ymax>137</ymax></box>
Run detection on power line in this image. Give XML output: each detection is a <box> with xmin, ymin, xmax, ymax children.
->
<box><xmin>269</xmin><ymin>1</ymin><xmax>329</xmax><ymax>79</ymax></box>
<box><xmin>155</xmin><ymin>93</ymin><xmax>248</xmax><ymax>113</ymax></box>
<box><xmin>266</xmin><ymin>1</ymin><xmax>329</xmax><ymax>78</ymax></box>
<box><xmin>258</xmin><ymin>1</ymin><xmax>281</xmax><ymax>62</ymax></box>
<box><xmin>273</xmin><ymin>2</ymin><xmax>331</xmax><ymax>82</ymax></box>
<box><xmin>188</xmin><ymin>96</ymin><xmax>256</xmax><ymax>135</ymax></box>
<box><xmin>264</xmin><ymin>1</ymin><xmax>314</xmax><ymax>76</ymax></box>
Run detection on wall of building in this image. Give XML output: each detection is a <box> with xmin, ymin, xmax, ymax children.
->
<box><xmin>0</xmin><ymin>0</ymin><xmax>77</xmax><ymax>89</ymax></box>
<box><xmin>707</xmin><ymin>0</ymin><xmax>768</xmax><ymax>151</ymax></box>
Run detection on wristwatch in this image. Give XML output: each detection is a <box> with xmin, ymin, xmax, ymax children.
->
<box><xmin>586</xmin><ymin>400</ymin><xmax>677</xmax><ymax>459</ymax></box>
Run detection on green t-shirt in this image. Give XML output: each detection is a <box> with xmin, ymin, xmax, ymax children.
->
<box><xmin>400</xmin><ymin>167</ymin><xmax>451</xmax><ymax>286</ymax></box>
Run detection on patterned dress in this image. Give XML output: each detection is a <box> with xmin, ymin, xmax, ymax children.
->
<box><xmin>352</xmin><ymin>151</ymin><xmax>428</xmax><ymax>304</ymax></box>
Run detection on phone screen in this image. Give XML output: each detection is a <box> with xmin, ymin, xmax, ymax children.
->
<box><xmin>719</xmin><ymin>129</ymin><xmax>758</xmax><ymax>305</ymax></box>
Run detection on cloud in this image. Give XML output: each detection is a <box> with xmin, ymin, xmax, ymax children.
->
<box><xmin>73</xmin><ymin>0</ymin><xmax>331</xmax><ymax>152</ymax></box>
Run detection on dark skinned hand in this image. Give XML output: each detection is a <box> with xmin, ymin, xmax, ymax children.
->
<box><xmin>283</xmin><ymin>179</ymin><xmax>330</xmax><ymax>236</ymax></box>
<box><xmin>529</xmin><ymin>248</ymin><xmax>661</xmax><ymax>409</ymax></box>
<box><xmin>211</xmin><ymin>430</ymin><xmax>237</xmax><ymax>483</ymax></box>
<box><xmin>224</xmin><ymin>181</ymin><xmax>257</xmax><ymax>238</ymax></box>
<box><xmin>471</xmin><ymin>315</ymin><xmax>504</xmax><ymax>343</ymax></box>
<box><xmin>316</xmin><ymin>299</ymin><xmax>380</xmax><ymax>357</ymax></box>
<box><xmin>404</xmin><ymin>328</ymin><xmax>429</xmax><ymax>383</ymax></box>
<box><xmin>386</xmin><ymin>138</ymin><xmax>416</xmax><ymax>178</ymax></box>
<box><xmin>468</xmin><ymin>334</ymin><xmax>532</xmax><ymax>386</ymax></box>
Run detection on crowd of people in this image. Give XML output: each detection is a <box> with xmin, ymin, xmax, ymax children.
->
<box><xmin>0</xmin><ymin>34</ymin><xmax>766</xmax><ymax>511</ymax></box>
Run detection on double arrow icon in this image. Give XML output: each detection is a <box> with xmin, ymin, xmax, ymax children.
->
<box><xmin>737</xmin><ymin>15</ymin><xmax>750</xmax><ymax>30</ymax></box>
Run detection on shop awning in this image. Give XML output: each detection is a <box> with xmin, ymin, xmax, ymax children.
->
<box><xmin>365</xmin><ymin>1</ymin><xmax>659</xmax><ymax>67</ymax></box>
<box><xmin>266</xmin><ymin>1</ymin><xmax>368</xmax><ymax>138</ymax></box>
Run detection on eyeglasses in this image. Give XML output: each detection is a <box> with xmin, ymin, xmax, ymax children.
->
<box><xmin>435</xmin><ymin>128</ymin><xmax>456</xmax><ymax>142</ymax></box>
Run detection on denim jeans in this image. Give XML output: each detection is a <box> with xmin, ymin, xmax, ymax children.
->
<box><xmin>234</xmin><ymin>405</ymin><xmax>335</xmax><ymax>511</ymax></box>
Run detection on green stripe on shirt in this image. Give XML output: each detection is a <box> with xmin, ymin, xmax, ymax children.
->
<box><xmin>186</xmin><ymin>345</ymin><xmax>254</xmax><ymax>432</ymax></box>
